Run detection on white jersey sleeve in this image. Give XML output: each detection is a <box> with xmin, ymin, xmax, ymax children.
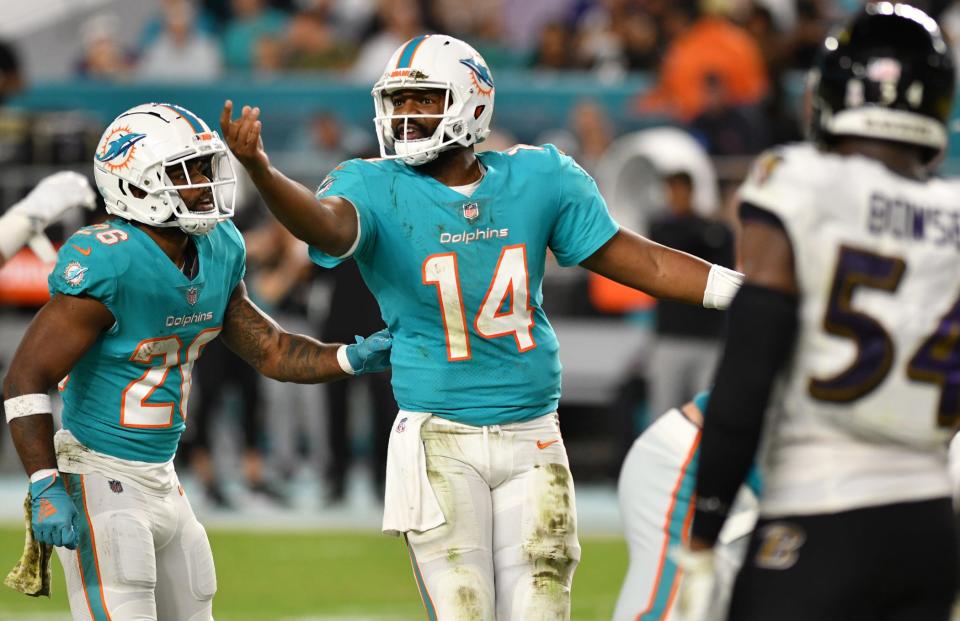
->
<box><xmin>737</xmin><ymin>143</ymin><xmax>959</xmax><ymax>517</ymax></box>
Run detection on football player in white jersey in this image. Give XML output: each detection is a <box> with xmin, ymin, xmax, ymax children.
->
<box><xmin>681</xmin><ymin>4</ymin><xmax>960</xmax><ymax>619</ymax></box>
<box><xmin>0</xmin><ymin>172</ymin><xmax>96</xmax><ymax>267</ymax></box>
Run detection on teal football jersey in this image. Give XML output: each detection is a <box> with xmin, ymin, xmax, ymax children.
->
<box><xmin>310</xmin><ymin>144</ymin><xmax>619</xmax><ymax>425</ymax></box>
<box><xmin>49</xmin><ymin>218</ymin><xmax>246</xmax><ymax>463</ymax></box>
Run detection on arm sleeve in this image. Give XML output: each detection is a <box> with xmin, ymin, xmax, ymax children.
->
<box><xmin>547</xmin><ymin>148</ymin><xmax>620</xmax><ymax>267</ymax></box>
<box><xmin>693</xmin><ymin>388</ymin><xmax>764</xmax><ymax>498</ymax></box>
<box><xmin>691</xmin><ymin>284</ymin><xmax>798</xmax><ymax>544</ymax></box>
<box><xmin>307</xmin><ymin>160</ymin><xmax>378</xmax><ymax>268</ymax></box>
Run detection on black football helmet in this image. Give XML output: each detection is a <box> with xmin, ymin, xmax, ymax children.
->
<box><xmin>809</xmin><ymin>2</ymin><xmax>955</xmax><ymax>161</ymax></box>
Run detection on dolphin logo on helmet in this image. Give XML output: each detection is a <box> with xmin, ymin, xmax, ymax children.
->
<box><xmin>459</xmin><ymin>57</ymin><xmax>494</xmax><ymax>91</ymax></box>
<box><xmin>96</xmin><ymin>132</ymin><xmax>147</xmax><ymax>165</ymax></box>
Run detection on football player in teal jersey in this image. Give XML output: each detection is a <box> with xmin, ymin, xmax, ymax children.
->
<box><xmin>2</xmin><ymin>103</ymin><xmax>391</xmax><ymax>619</ymax></box>
<box><xmin>222</xmin><ymin>35</ymin><xmax>743</xmax><ymax>620</ymax></box>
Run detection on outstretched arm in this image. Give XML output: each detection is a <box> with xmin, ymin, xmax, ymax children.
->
<box><xmin>580</xmin><ymin>228</ymin><xmax>742</xmax><ymax>308</ymax></box>
<box><xmin>220</xmin><ymin>281</ymin><xmax>391</xmax><ymax>382</ymax></box>
<box><xmin>219</xmin><ymin>101</ymin><xmax>358</xmax><ymax>256</ymax></box>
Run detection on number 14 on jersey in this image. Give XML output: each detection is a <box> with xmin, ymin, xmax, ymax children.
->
<box><xmin>423</xmin><ymin>244</ymin><xmax>535</xmax><ymax>361</ymax></box>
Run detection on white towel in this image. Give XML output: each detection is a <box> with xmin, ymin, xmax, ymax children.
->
<box><xmin>382</xmin><ymin>411</ymin><xmax>445</xmax><ymax>536</ymax></box>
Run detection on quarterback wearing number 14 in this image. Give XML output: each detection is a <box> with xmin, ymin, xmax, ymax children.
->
<box><xmin>3</xmin><ymin>103</ymin><xmax>391</xmax><ymax>620</ymax></box>
<box><xmin>223</xmin><ymin>35</ymin><xmax>742</xmax><ymax>619</ymax></box>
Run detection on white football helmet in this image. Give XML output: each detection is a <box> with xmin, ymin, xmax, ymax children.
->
<box><xmin>372</xmin><ymin>35</ymin><xmax>495</xmax><ymax>166</ymax></box>
<box><xmin>93</xmin><ymin>103</ymin><xmax>236</xmax><ymax>235</ymax></box>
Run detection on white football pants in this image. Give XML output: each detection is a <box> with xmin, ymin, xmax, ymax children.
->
<box><xmin>615</xmin><ymin>409</ymin><xmax>753</xmax><ymax>621</ymax></box>
<box><xmin>614</xmin><ymin>408</ymin><xmax>700</xmax><ymax>621</ymax></box>
<box><xmin>56</xmin><ymin>471</ymin><xmax>216</xmax><ymax>621</ymax></box>
<box><xmin>405</xmin><ymin>413</ymin><xmax>581</xmax><ymax>620</ymax></box>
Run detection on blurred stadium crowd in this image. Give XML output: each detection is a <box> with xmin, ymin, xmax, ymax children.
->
<box><xmin>1</xmin><ymin>0</ymin><xmax>848</xmax><ymax>162</ymax></box>
<box><xmin>65</xmin><ymin>0</ymin><xmax>828</xmax><ymax>82</ymax></box>
<box><xmin>0</xmin><ymin>0</ymin><xmax>958</xmax><ymax>511</ymax></box>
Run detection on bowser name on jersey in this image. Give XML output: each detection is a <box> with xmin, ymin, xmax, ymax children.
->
<box><xmin>868</xmin><ymin>191</ymin><xmax>960</xmax><ymax>249</ymax></box>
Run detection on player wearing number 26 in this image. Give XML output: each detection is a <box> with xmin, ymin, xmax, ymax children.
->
<box><xmin>682</xmin><ymin>4</ymin><xmax>960</xmax><ymax>620</ymax></box>
<box><xmin>2</xmin><ymin>103</ymin><xmax>391</xmax><ymax>620</ymax></box>
<box><xmin>222</xmin><ymin>35</ymin><xmax>742</xmax><ymax>620</ymax></box>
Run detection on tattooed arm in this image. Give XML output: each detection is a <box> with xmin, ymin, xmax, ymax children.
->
<box><xmin>220</xmin><ymin>280</ymin><xmax>347</xmax><ymax>383</ymax></box>
<box><xmin>4</xmin><ymin>294</ymin><xmax>114</xmax><ymax>475</ymax></box>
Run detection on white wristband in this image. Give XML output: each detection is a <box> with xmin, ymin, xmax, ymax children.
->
<box><xmin>29</xmin><ymin>468</ymin><xmax>58</xmax><ymax>483</ymax></box>
<box><xmin>4</xmin><ymin>394</ymin><xmax>52</xmax><ymax>423</ymax></box>
<box><xmin>703</xmin><ymin>264</ymin><xmax>744</xmax><ymax>310</ymax></box>
<box><xmin>337</xmin><ymin>345</ymin><xmax>356</xmax><ymax>375</ymax></box>
<box><xmin>0</xmin><ymin>211</ymin><xmax>35</xmax><ymax>261</ymax></box>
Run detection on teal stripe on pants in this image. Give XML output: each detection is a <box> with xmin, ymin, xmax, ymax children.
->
<box><xmin>65</xmin><ymin>473</ymin><xmax>112</xmax><ymax>621</ymax></box>
<box><xmin>405</xmin><ymin>535</ymin><xmax>438</xmax><ymax>621</ymax></box>
<box><xmin>639</xmin><ymin>452</ymin><xmax>699</xmax><ymax>620</ymax></box>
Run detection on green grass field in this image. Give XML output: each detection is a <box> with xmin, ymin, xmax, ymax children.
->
<box><xmin>0</xmin><ymin>525</ymin><xmax>628</xmax><ymax>620</ymax></box>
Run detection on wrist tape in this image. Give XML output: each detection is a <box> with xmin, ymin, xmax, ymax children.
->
<box><xmin>4</xmin><ymin>394</ymin><xmax>52</xmax><ymax>424</ymax></box>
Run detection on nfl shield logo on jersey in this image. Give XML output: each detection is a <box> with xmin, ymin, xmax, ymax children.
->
<box><xmin>395</xmin><ymin>417</ymin><xmax>408</xmax><ymax>433</ymax></box>
<box><xmin>108</xmin><ymin>480</ymin><xmax>123</xmax><ymax>494</ymax></box>
<box><xmin>186</xmin><ymin>287</ymin><xmax>199</xmax><ymax>306</ymax></box>
<box><xmin>462</xmin><ymin>202</ymin><xmax>479</xmax><ymax>221</ymax></box>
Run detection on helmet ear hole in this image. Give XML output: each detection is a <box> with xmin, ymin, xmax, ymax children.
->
<box><xmin>128</xmin><ymin>183</ymin><xmax>147</xmax><ymax>199</ymax></box>
<box><xmin>117</xmin><ymin>178</ymin><xmax>148</xmax><ymax>199</ymax></box>
<box><xmin>474</xmin><ymin>105</ymin><xmax>485</xmax><ymax>120</ymax></box>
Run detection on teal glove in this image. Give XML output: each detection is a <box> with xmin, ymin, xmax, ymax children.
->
<box><xmin>345</xmin><ymin>329</ymin><xmax>392</xmax><ymax>375</ymax></box>
<box><xmin>29</xmin><ymin>473</ymin><xmax>78</xmax><ymax>550</ymax></box>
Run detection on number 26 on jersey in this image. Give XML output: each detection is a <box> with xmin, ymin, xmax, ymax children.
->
<box><xmin>423</xmin><ymin>244</ymin><xmax>535</xmax><ymax>361</ymax></box>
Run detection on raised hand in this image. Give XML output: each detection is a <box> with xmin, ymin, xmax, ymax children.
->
<box><xmin>220</xmin><ymin>100</ymin><xmax>270</xmax><ymax>174</ymax></box>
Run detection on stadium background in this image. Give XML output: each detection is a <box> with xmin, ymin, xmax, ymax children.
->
<box><xmin>0</xmin><ymin>0</ymin><xmax>956</xmax><ymax>618</ymax></box>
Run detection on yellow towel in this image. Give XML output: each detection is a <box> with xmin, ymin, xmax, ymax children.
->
<box><xmin>4</xmin><ymin>492</ymin><xmax>53</xmax><ymax>597</ymax></box>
